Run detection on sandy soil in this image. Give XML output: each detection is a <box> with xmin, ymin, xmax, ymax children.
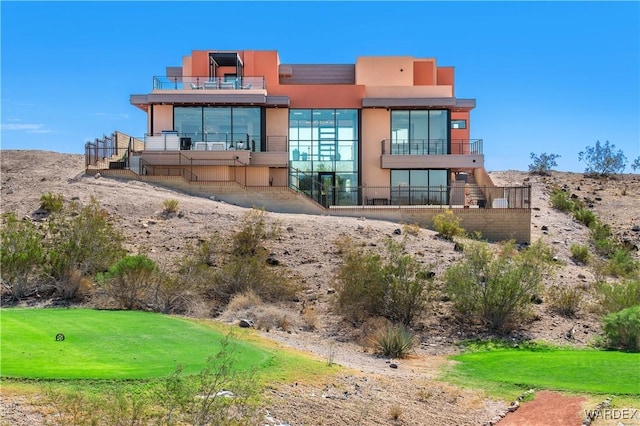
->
<box><xmin>1</xmin><ymin>150</ymin><xmax>639</xmax><ymax>425</ymax></box>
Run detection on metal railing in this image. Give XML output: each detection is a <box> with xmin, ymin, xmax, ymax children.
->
<box><xmin>381</xmin><ymin>139</ymin><xmax>483</xmax><ymax>155</ymax></box>
<box><xmin>152</xmin><ymin>76</ymin><xmax>265</xmax><ymax>90</ymax></box>
<box><xmin>85</xmin><ymin>133</ymin><xmax>117</xmax><ymax>167</ymax></box>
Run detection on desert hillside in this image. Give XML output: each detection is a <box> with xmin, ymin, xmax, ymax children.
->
<box><xmin>1</xmin><ymin>150</ymin><xmax>639</xmax><ymax>425</ymax></box>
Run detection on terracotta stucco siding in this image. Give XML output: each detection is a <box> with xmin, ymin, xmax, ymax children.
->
<box><xmin>437</xmin><ymin>67</ymin><xmax>455</xmax><ymax>94</ymax></box>
<box><xmin>413</xmin><ymin>59</ymin><xmax>436</xmax><ymax>85</ymax></box>
<box><xmin>356</xmin><ymin>56</ymin><xmax>414</xmax><ymax>86</ymax></box>
<box><xmin>266</xmin><ymin>108</ymin><xmax>289</xmax><ymax>140</ymax></box>
<box><xmin>154</xmin><ymin>105</ymin><xmax>174</xmax><ymax>133</ymax></box>
<box><xmin>270</xmin><ymin>85</ymin><xmax>365</xmax><ymax>109</ymax></box>
<box><xmin>361</xmin><ymin>109</ymin><xmax>390</xmax><ymax>188</ymax></box>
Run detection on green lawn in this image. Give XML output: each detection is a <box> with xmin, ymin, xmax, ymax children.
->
<box><xmin>449</xmin><ymin>348</ymin><xmax>640</xmax><ymax>395</ymax></box>
<box><xmin>0</xmin><ymin>308</ymin><xmax>278</xmax><ymax>379</ymax></box>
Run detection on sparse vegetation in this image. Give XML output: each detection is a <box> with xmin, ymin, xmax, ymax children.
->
<box><xmin>578</xmin><ymin>140</ymin><xmax>627</xmax><ymax>176</ymax></box>
<box><xmin>0</xmin><ymin>213</ymin><xmax>47</xmax><ymax>300</ymax></box>
<box><xmin>570</xmin><ymin>243</ymin><xmax>590</xmax><ymax>264</ymax></box>
<box><xmin>334</xmin><ymin>237</ymin><xmax>433</xmax><ymax>326</ymax></box>
<box><xmin>547</xmin><ymin>284</ymin><xmax>583</xmax><ymax>317</ymax></box>
<box><xmin>444</xmin><ymin>240</ymin><xmax>553</xmax><ymax>332</ymax></box>
<box><xmin>433</xmin><ymin>209</ymin><xmax>464</xmax><ymax>241</ymax></box>
<box><xmin>631</xmin><ymin>156</ymin><xmax>640</xmax><ymax>172</ymax></box>
<box><xmin>549</xmin><ymin>187</ymin><xmax>576</xmax><ymax>212</ymax></box>
<box><xmin>39</xmin><ymin>192</ymin><xmax>64</xmax><ymax>213</ymax></box>
<box><xmin>528</xmin><ymin>152</ymin><xmax>560</xmax><ymax>176</ymax></box>
<box><xmin>602</xmin><ymin>306</ymin><xmax>640</xmax><ymax>352</ymax></box>
<box><xmin>97</xmin><ymin>255</ymin><xmax>160</xmax><ymax>310</ymax></box>
<box><xmin>162</xmin><ymin>198</ymin><xmax>179</xmax><ymax>215</ymax></box>
<box><xmin>371</xmin><ymin>324</ymin><xmax>416</xmax><ymax>358</ymax></box>
<box><xmin>595</xmin><ymin>279</ymin><xmax>640</xmax><ymax>314</ymax></box>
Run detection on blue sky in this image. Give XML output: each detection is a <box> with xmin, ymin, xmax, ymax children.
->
<box><xmin>1</xmin><ymin>1</ymin><xmax>639</xmax><ymax>172</ymax></box>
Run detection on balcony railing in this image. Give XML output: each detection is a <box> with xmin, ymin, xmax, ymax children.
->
<box><xmin>381</xmin><ymin>139</ymin><xmax>483</xmax><ymax>155</ymax></box>
<box><xmin>152</xmin><ymin>76</ymin><xmax>265</xmax><ymax>91</ymax></box>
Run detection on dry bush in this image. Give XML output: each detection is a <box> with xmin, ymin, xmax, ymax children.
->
<box><xmin>402</xmin><ymin>222</ymin><xmax>421</xmax><ymax>236</ymax></box>
<box><xmin>162</xmin><ymin>199</ymin><xmax>179</xmax><ymax>215</ymax></box>
<box><xmin>301</xmin><ymin>304</ymin><xmax>320</xmax><ymax>331</ymax></box>
<box><xmin>546</xmin><ymin>284</ymin><xmax>583</xmax><ymax>317</ymax></box>
<box><xmin>56</xmin><ymin>268</ymin><xmax>93</xmax><ymax>301</ymax></box>
<box><xmin>226</xmin><ymin>290</ymin><xmax>263</xmax><ymax>312</ymax></box>
<box><xmin>388</xmin><ymin>404</ymin><xmax>403</xmax><ymax>421</ymax></box>
<box><xmin>358</xmin><ymin>316</ymin><xmax>393</xmax><ymax>349</ymax></box>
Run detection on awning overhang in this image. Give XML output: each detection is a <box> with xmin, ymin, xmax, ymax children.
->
<box><xmin>362</xmin><ymin>97</ymin><xmax>475</xmax><ymax>111</ymax></box>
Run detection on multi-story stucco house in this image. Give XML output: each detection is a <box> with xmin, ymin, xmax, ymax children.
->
<box><xmin>87</xmin><ymin>49</ymin><xmax>531</xmax><ymax>241</ymax></box>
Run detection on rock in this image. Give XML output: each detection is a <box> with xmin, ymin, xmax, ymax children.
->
<box><xmin>209</xmin><ymin>195</ymin><xmax>217</xmax><ymax>201</ymax></box>
<box><xmin>632</xmin><ymin>225</ymin><xmax>640</xmax><ymax>232</ymax></box>
<box><xmin>238</xmin><ymin>319</ymin><xmax>253</xmax><ymax>328</ymax></box>
<box><xmin>453</xmin><ymin>242</ymin><xmax>464</xmax><ymax>252</ymax></box>
<box><xmin>541</xmin><ymin>225</ymin><xmax>549</xmax><ymax>231</ymax></box>
<box><xmin>393</xmin><ymin>228</ymin><xmax>402</xmax><ymax>235</ymax></box>
<box><xmin>266</xmin><ymin>256</ymin><xmax>280</xmax><ymax>265</ymax></box>
<box><xmin>389</xmin><ymin>363</ymin><xmax>398</xmax><ymax>369</ymax></box>
<box><xmin>508</xmin><ymin>400</ymin><xmax>520</xmax><ymax>412</ymax></box>
<box><xmin>5</xmin><ymin>187</ymin><xmax>13</xmax><ymax>194</ymax></box>
<box><xmin>327</xmin><ymin>288</ymin><xmax>335</xmax><ymax>294</ymax></box>
<box><xmin>94</xmin><ymin>173</ymin><xmax>101</xmax><ymax>179</ymax></box>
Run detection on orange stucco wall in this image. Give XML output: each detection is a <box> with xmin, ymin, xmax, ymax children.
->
<box><xmin>451</xmin><ymin>111</ymin><xmax>470</xmax><ymax>141</ymax></box>
<box><xmin>437</xmin><ymin>67</ymin><xmax>455</xmax><ymax>95</ymax></box>
<box><xmin>266</xmin><ymin>108</ymin><xmax>289</xmax><ymax>142</ymax></box>
<box><xmin>361</xmin><ymin>109</ymin><xmax>390</xmax><ymax>189</ymax></box>
<box><xmin>153</xmin><ymin>105</ymin><xmax>174</xmax><ymax>133</ymax></box>
<box><xmin>413</xmin><ymin>59</ymin><xmax>436</xmax><ymax>85</ymax></box>
<box><xmin>356</xmin><ymin>56</ymin><xmax>415</xmax><ymax>86</ymax></box>
<box><xmin>270</xmin><ymin>85</ymin><xmax>365</xmax><ymax>109</ymax></box>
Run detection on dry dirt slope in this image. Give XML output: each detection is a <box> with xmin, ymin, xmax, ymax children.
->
<box><xmin>1</xmin><ymin>150</ymin><xmax>639</xmax><ymax>425</ymax></box>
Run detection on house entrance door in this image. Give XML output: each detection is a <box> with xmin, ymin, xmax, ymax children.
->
<box><xmin>317</xmin><ymin>172</ymin><xmax>335</xmax><ymax>207</ymax></box>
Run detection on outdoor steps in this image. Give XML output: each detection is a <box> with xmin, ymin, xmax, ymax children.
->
<box><xmin>465</xmin><ymin>173</ymin><xmax>487</xmax><ymax>206</ymax></box>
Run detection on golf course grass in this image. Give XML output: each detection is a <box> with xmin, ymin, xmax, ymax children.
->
<box><xmin>449</xmin><ymin>346</ymin><xmax>640</xmax><ymax>395</ymax></box>
<box><xmin>1</xmin><ymin>308</ymin><xmax>318</xmax><ymax>380</ymax></box>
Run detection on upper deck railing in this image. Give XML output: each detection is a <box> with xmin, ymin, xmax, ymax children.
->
<box><xmin>152</xmin><ymin>76</ymin><xmax>265</xmax><ymax>91</ymax></box>
<box><xmin>381</xmin><ymin>139</ymin><xmax>483</xmax><ymax>155</ymax></box>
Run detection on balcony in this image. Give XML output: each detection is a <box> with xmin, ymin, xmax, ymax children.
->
<box><xmin>152</xmin><ymin>76</ymin><xmax>265</xmax><ymax>91</ymax></box>
<box><xmin>380</xmin><ymin>138</ymin><xmax>484</xmax><ymax>169</ymax></box>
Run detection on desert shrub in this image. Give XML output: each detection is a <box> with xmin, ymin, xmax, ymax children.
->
<box><xmin>212</xmin><ymin>254</ymin><xmax>298</xmax><ymax>304</ymax></box>
<box><xmin>402</xmin><ymin>222</ymin><xmax>421</xmax><ymax>236</ymax></box>
<box><xmin>377</xmin><ymin>324</ymin><xmax>417</xmax><ymax>358</ymax></box>
<box><xmin>39</xmin><ymin>192</ymin><xmax>64</xmax><ymax>213</ymax></box>
<box><xmin>528</xmin><ymin>152</ymin><xmax>560</xmax><ymax>176</ymax></box>
<box><xmin>334</xmin><ymin>237</ymin><xmax>386</xmax><ymax>324</ymax></box>
<box><xmin>590</xmin><ymin>221</ymin><xmax>615</xmax><ymax>256</ymax></box>
<box><xmin>334</xmin><ymin>237</ymin><xmax>433</xmax><ymax>326</ymax></box>
<box><xmin>573</xmin><ymin>208</ymin><xmax>597</xmax><ymax>228</ymax></box>
<box><xmin>98</xmin><ymin>255</ymin><xmax>159</xmax><ymax>310</ymax></box>
<box><xmin>444</xmin><ymin>240</ymin><xmax>550</xmax><ymax>332</ymax></box>
<box><xmin>547</xmin><ymin>285</ymin><xmax>583</xmax><ymax>317</ymax></box>
<box><xmin>570</xmin><ymin>243</ymin><xmax>590</xmax><ymax>264</ymax></box>
<box><xmin>231</xmin><ymin>209</ymin><xmax>280</xmax><ymax>257</ymax></box>
<box><xmin>604</xmin><ymin>249</ymin><xmax>639</xmax><ymax>278</ymax></box>
<box><xmin>602</xmin><ymin>306</ymin><xmax>640</xmax><ymax>352</ymax></box>
<box><xmin>56</xmin><ymin>268</ymin><xmax>93</xmax><ymax>301</ymax></box>
<box><xmin>595</xmin><ymin>279</ymin><xmax>640</xmax><ymax>314</ymax></box>
<box><xmin>161</xmin><ymin>334</ymin><xmax>260</xmax><ymax>425</ymax></box>
<box><xmin>226</xmin><ymin>290</ymin><xmax>263</xmax><ymax>312</ymax></box>
<box><xmin>301</xmin><ymin>305</ymin><xmax>320</xmax><ymax>331</ymax></box>
<box><xmin>433</xmin><ymin>210</ymin><xmax>464</xmax><ymax>241</ymax></box>
<box><xmin>162</xmin><ymin>198</ymin><xmax>179</xmax><ymax>215</ymax></box>
<box><xmin>0</xmin><ymin>213</ymin><xmax>47</xmax><ymax>300</ymax></box>
<box><xmin>371</xmin><ymin>324</ymin><xmax>416</xmax><ymax>358</ymax></box>
<box><xmin>46</xmin><ymin>197</ymin><xmax>126</xmax><ymax>281</ymax></box>
<box><xmin>578</xmin><ymin>140</ymin><xmax>627</xmax><ymax>176</ymax></box>
<box><xmin>549</xmin><ymin>187</ymin><xmax>576</xmax><ymax>212</ymax></box>
<box><xmin>631</xmin><ymin>156</ymin><xmax>640</xmax><ymax>172</ymax></box>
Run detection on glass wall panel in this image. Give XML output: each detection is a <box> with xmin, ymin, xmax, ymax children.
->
<box><xmin>391</xmin><ymin>169</ymin><xmax>448</xmax><ymax>205</ymax></box>
<box><xmin>289</xmin><ymin>108</ymin><xmax>359</xmax><ymax>206</ymax></box>
<box><xmin>174</xmin><ymin>107</ymin><xmax>203</xmax><ymax>142</ymax></box>
<box><xmin>391</xmin><ymin>111</ymin><xmax>409</xmax><ymax>154</ymax></box>
<box><xmin>175</xmin><ymin>106</ymin><xmax>262</xmax><ymax>149</ymax></box>
<box><xmin>204</xmin><ymin>107</ymin><xmax>231</xmax><ymax>144</ymax></box>
<box><xmin>429</xmin><ymin>110</ymin><xmax>448</xmax><ymax>154</ymax></box>
<box><xmin>412</xmin><ymin>111</ymin><xmax>428</xmax><ymax>154</ymax></box>
<box><xmin>390</xmin><ymin>109</ymin><xmax>450</xmax><ymax>155</ymax></box>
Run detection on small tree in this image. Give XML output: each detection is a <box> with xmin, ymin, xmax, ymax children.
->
<box><xmin>631</xmin><ymin>156</ymin><xmax>640</xmax><ymax>172</ymax></box>
<box><xmin>528</xmin><ymin>152</ymin><xmax>560</xmax><ymax>176</ymax></box>
<box><xmin>578</xmin><ymin>140</ymin><xmax>627</xmax><ymax>176</ymax></box>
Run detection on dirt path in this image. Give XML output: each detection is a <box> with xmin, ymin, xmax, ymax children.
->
<box><xmin>499</xmin><ymin>391</ymin><xmax>587</xmax><ymax>426</ymax></box>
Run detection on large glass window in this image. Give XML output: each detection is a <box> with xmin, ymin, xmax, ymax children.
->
<box><xmin>390</xmin><ymin>169</ymin><xmax>448</xmax><ymax>205</ymax></box>
<box><xmin>289</xmin><ymin>109</ymin><xmax>359</xmax><ymax>206</ymax></box>
<box><xmin>390</xmin><ymin>109</ymin><xmax>450</xmax><ymax>154</ymax></box>
<box><xmin>174</xmin><ymin>106</ymin><xmax>262</xmax><ymax>150</ymax></box>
